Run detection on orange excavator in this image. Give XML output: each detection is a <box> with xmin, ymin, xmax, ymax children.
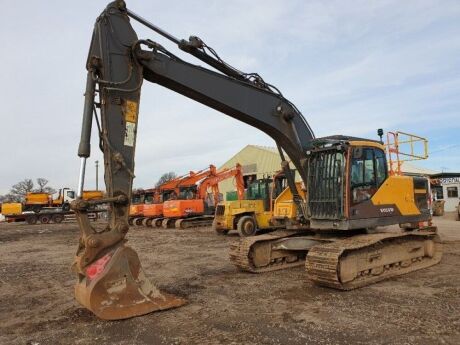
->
<box><xmin>128</xmin><ymin>188</ymin><xmax>156</xmax><ymax>225</ymax></box>
<box><xmin>138</xmin><ymin>176</ymin><xmax>182</xmax><ymax>227</ymax></box>
<box><xmin>139</xmin><ymin>167</ymin><xmax>214</xmax><ymax>227</ymax></box>
<box><xmin>162</xmin><ymin>164</ymin><xmax>245</xmax><ymax>229</ymax></box>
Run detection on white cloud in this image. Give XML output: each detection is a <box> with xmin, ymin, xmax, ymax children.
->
<box><xmin>0</xmin><ymin>0</ymin><xmax>459</xmax><ymax>194</ymax></box>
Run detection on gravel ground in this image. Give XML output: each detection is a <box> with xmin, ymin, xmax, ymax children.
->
<box><xmin>0</xmin><ymin>214</ymin><xmax>459</xmax><ymax>345</ymax></box>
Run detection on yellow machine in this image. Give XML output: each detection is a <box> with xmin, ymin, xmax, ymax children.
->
<box><xmin>24</xmin><ymin>188</ymin><xmax>76</xmax><ymax>212</ymax></box>
<box><xmin>214</xmin><ymin>173</ymin><xmax>305</xmax><ymax>236</ymax></box>
<box><xmin>81</xmin><ymin>190</ymin><xmax>104</xmax><ymax>201</ymax></box>
<box><xmin>0</xmin><ymin>203</ymin><xmax>22</xmax><ymax>216</ymax></box>
<box><xmin>72</xmin><ymin>2</ymin><xmax>441</xmax><ymax>320</ymax></box>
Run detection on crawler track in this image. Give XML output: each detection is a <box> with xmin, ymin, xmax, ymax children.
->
<box><xmin>229</xmin><ymin>230</ymin><xmax>306</xmax><ymax>273</ymax></box>
<box><xmin>306</xmin><ymin>231</ymin><xmax>442</xmax><ymax>290</ymax></box>
<box><xmin>175</xmin><ymin>216</ymin><xmax>214</xmax><ymax>229</ymax></box>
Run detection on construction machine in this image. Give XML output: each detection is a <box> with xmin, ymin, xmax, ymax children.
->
<box><xmin>213</xmin><ymin>171</ymin><xmax>306</xmax><ymax>236</ymax></box>
<box><xmin>25</xmin><ymin>188</ymin><xmax>76</xmax><ymax>212</ymax></box>
<box><xmin>128</xmin><ymin>188</ymin><xmax>155</xmax><ymax>225</ymax></box>
<box><xmin>128</xmin><ymin>172</ymin><xmax>194</xmax><ymax>226</ymax></box>
<box><xmin>73</xmin><ymin>1</ymin><xmax>442</xmax><ymax>320</ymax></box>
<box><xmin>139</xmin><ymin>175</ymin><xmax>185</xmax><ymax>227</ymax></box>
<box><xmin>128</xmin><ymin>174</ymin><xmax>185</xmax><ymax>225</ymax></box>
<box><xmin>141</xmin><ymin>166</ymin><xmax>217</xmax><ymax>227</ymax></box>
<box><xmin>162</xmin><ymin>164</ymin><xmax>245</xmax><ymax>229</ymax></box>
<box><xmin>19</xmin><ymin>189</ymin><xmax>101</xmax><ymax>214</ymax></box>
<box><xmin>1</xmin><ymin>189</ymin><xmax>104</xmax><ymax>225</ymax></box>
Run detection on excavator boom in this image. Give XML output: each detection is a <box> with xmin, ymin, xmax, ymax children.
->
<box><xmin>198</xmin><ymin>164</ymin><xmax>245</xmax><ymax>202</ymax></box>
<box><xmin>176</xmin><ymin>166</ymin><xmax>217</xmax><ymax>188</ymax></box>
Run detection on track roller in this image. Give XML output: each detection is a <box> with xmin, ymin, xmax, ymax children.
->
<box><xmin>161</xmin><ymin>218</ymin><xmax>175</xmax><ymax>229</ymax></box>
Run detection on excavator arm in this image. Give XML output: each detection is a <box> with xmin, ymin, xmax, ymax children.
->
<box><xmin>176</xmin><ymin>165</ymin><xmax>217</xmax><ymax>190</ymax></box>
<box><xmin>73</xmin><ymin>0</ymin><xmax>314</xmax><ymax>320</ymax></box>
<box><xmin>198</xmin><ymin>164</ymin><xmax>245</xmax><ymax>204</ymax></box>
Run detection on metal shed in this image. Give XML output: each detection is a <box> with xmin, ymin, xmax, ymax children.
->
<box><xmin>218</xmin><ymin>145</ymin><xmax>286</xmax><ymax>200</ymax></box>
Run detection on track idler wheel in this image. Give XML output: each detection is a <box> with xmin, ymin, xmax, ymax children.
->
<box><xmin>143</xmin><ymin>218</ymin><xmax>153</xmax><ymax>227</ymax></box>
<box><xmin>152</xmin><ymin>218</ymin><xmax>163</xmax><ymax>228</ymax></box>
<box><xmin>161</xmin><ymin>218</ymin><xmax>175</xmax><ymax>229</ymax></box>
<box><xmin>74</xmin><ymin>244</ymin><xmax>186</xmax><ymax>320</ymax></box>
<box><xmin>175</xmin><ymin>219</ymin><xmax>189</xmax><ymax>229</ymax></box>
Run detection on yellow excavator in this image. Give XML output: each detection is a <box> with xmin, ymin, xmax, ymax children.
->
<box><xmin>72</xmin><ymin>1</ymin><xmax>442</xmax><ymax>320</ymax></box>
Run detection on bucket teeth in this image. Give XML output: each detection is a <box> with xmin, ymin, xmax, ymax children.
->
<box><xmin>75</xmin><ymin>244</ymin><xmax>185</xmax><ymax>320</ymax></box>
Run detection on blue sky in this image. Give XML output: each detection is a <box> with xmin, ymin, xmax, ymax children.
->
<box><xmin>0</xmin><ymin>0</ymin><xmax>459</xmax><ymax>194</ymax></box>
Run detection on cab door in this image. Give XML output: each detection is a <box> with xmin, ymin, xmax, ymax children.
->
<box><xmin>64</xmin><ymin>189</ymin><xmax>76</xmax><ymax>203</ymax></box>
<box><xmin>349</xmin><ymin>147</ymin><xmax>387</xmax><ymax>217</ymax></box>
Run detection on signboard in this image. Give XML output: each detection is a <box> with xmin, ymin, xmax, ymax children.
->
<box><xmin>439</xmin><ymin>177</ymin><xmax>460</xmax><ymax>184</ymax></box>
<box><xmin>431</xmin><ymin>176</ymin><xmax>460</xmax><ymax>185</ymax></box>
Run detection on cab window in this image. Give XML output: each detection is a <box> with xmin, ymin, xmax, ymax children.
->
<box><xmin>67</xmin><ymin>191</ymin><xmax>75</xmax><ymax>199</ymax></box>
<box><xmin>350</xmin><ymin>147</ymin><xmax>387</xmax><ymax>204</ymax></box>
<box><xmin>375</xmin><ymin>149</ymin><xmax>387</xmax><ymax>186</ymax></box>
<box><xmin>144</xmin><ymin>194</ymin><xmax>154</xmax><ymax>204</ymax></box>
<box><xmin>132</xmin><ymin>194</ymin><xmax>142</xmax><ymax>204</ymax></box>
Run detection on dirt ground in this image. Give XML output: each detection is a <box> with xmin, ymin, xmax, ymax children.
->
<box><xmin>0</xmin><ymin>214</ymin><xmax>459</xmax><ymax>345</ymax></box>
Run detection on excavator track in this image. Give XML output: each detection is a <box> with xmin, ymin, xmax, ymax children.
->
<box><xmin>175</xmin><ymin>216</ymin><xmax>214</xmax><ymax>229</ymax></box>
<box><xmin>140</xmin><ymin>217</ymin><xmax>161</xmax><ymax>227</ymax></box>
<box><xmin>134</xmin><ymin>217</ymin><xmax>145</xmax><ymax>226</ymax></box>
<box><xmin>229</xmin><ymin>230</ymin><xmax>307</xmax><ymax>273</ymax></box>
<box><xmin>305</xmin><ymin>230</ymin><xmax>442</xmax><ymax>290</ymax></box>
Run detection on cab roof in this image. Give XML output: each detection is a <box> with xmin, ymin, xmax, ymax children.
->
<box><xmin>310</xmin><ymin>135</ymin><xmax>383</xmax><ymax>147</ymax></box>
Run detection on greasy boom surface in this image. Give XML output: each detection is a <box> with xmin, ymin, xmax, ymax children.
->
<box><xmin>0</xmin><ymin>215</ymin><xmax>459</xmax><ymax>345</ymax></box>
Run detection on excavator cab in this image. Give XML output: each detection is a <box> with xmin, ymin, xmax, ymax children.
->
<box><xmin>178</xmin><ymin>186</ymin><xmax>197</xmax><ymax>200</ymax></box>
<box><xmin>307</xmin><ymin>137</ymin><xmax>432</xmax><ymax>230</ymax></box>
<box><xmin>349</xmin><ymin>146</ymin><xmax>387</xmax><ymax>205</ymax></box>
<box><xmin>245</xmin><ymin>173</ymin><xmax>291</xmax><ymax>211</ymax></box>
<box><xmin>143</xmin><ymin>190</ymin><xmax>155</xmax><ymax>204</ymax></box>
<box><xmin>246</xmin><ymin>177</ymin><xmax>272</xmax><ymax>211</ymax></box>
<box><xmin>128</xmin><ymin>190</ymin><xmax>145</xmax><ymax>221</ymax></box>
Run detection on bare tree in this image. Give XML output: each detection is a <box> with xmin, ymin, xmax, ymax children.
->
<box><xmin>0</xmin><ymin>193</ymin><xmax>20</xmax><ymax>203</ymax></box>
<box><xmin>3</xmin><ymin>178</ymin><xmax>56</xmax><ymax>203</ymax></box>
<box><xmin>10</xmin><ymin>179</ymin><xmax>35</xmax><ymax>202</ymax></box>
<box><xmin>35</xmin><ymin>178</ymin><xmax>56</xmax><ymax>194</ymax></box>
<box><xmin>155</xmin><ymin>172</ymin><xmax>177</xmax><ymax>187</ymax></box>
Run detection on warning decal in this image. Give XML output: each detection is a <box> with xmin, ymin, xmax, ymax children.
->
<box><xmin>124</xmin><ymin>122</ymin><xmax>136</xmax><ymax>147</ymax></box>
<box><xmin>123</xmin><ymin>100</ymin><xmax>138</xmax><ymax>123</ymax></box>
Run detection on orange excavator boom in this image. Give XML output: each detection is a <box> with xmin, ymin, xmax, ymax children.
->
<box><xmin>198</xmin><ymin>163</ymin><xmax>244</xmax><ymax>204</ymax></box>
<box><xmin>176</xmin><ymin>165</ymin><xmax>217</xmax><ymax>189</ymax></box>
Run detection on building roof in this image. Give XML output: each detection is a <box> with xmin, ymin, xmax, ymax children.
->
<box><xmin>430</xmin><ymin>172</ymin><xmax>460</xmax><ymax>178</ymax></box>
<box><xmin>218</xmin><ymin>145</ymin><xmax>281</xmax><ymax>173</ymax></box>
<box><xmin>246</xmin><ymin>144</ymin><xmax>279</xmax><ymax>154</ymax></box>
<box><xmin>399</xmin><ymin>162</ymin><xmax>439</xmax><ymax>176</ymax></box>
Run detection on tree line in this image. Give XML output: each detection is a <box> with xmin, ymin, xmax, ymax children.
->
<box><xmin>0</xmin><ymin>178</ymin><xmax>56</xmax><ymax>203</ymax></box>
<box><xmin>0</xmin><ymin>172</ymin><xmax>177</xmax><ymax>203</ymax></box>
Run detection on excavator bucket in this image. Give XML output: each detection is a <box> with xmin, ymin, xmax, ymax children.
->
<box><xmin>74</xmin><ymin>244</ymin><xmax>186</xmax><ymax>320</ymax></box>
